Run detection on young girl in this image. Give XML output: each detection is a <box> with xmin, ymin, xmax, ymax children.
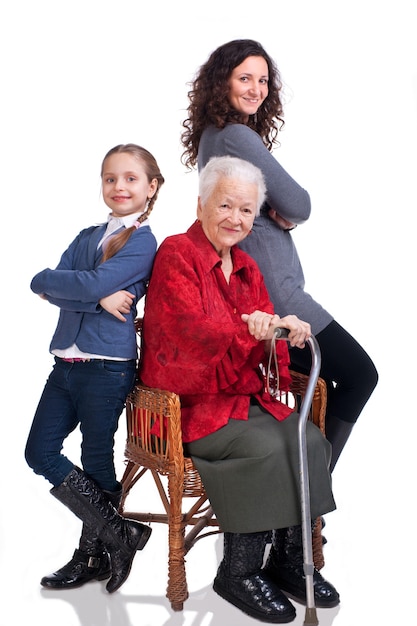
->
<box><xmin>25</xmin><ymin>143</ymin><xmax>164</xmax><ymax>593</ymax></box>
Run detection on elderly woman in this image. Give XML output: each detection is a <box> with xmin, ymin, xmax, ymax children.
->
<box><xmin>140</xmin><ymin>156</ymin><xmax>339</xmax><ymax>623</ymax></box>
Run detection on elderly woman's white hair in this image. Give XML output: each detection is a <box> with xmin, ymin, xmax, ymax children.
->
<box><xmin>198</xmin><ymin>156</ymin><xmax>266</xmax><ymax>216</ymax></box>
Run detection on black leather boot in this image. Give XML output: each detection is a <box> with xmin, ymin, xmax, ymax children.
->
<box><xmin>213</xmin><ymin>531</ymin><xmax>296</xmax><ymax>623</ymax></box>
<box><xmin>50</xmin><ymin>467</ymin><xmax>151</xmax><ymax>593</ymax></box>
<box><xmin>325</xmin><ymin>415</ymin><xmax>355</xmax><ymax>472</ymax></box>
<box><xmin>264</xmin><ymin>526</ymin><xmax>340</xmax><ymax>608</ymax></box>
<box><xmin>40</xmin><ymin>488</ymin><xmax>121</xmax><ymax>589</ymax></box>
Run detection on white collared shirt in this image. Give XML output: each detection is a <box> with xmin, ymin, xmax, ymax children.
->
<box><xmin>97</xmin><ymin>211</ymin><xmax>148</xmax><ymax>249</ymax></box>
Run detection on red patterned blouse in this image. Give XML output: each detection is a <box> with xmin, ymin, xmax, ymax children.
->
<box><xmin>140</xmin><ymin>220</ymin><xmax>292</xmax><ymax>442</ymax></box>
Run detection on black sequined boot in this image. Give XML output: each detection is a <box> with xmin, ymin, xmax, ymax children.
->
<box><xmin>264</xmin><ymin>526</ymin><xmax>340</xmax><ymax>608</ymax></box>
<box><xmin>213</xmin><ymin>531</ymin><xmax>296</xmax><ymax>623</ymax></box>
<box><xmin>41</xmin><ymin>488</ymin><xmax>122</xmax><ymax>589</ymax></box>
<box><xmin>50</xmin><ymin>467</ymin><xmax>151</xmax><ymax>593</ymax></box>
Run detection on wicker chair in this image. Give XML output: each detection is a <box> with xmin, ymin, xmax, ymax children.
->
<box><xmin>120</xmin><ymin>319</ymin><xmax>327</xmax><ymax>611</ymax></box>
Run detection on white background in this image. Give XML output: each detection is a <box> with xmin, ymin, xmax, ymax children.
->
<box><xmin>1</xmin><ymin>1</ymin><xmax>416</xmax><ymax>625</ymax></box>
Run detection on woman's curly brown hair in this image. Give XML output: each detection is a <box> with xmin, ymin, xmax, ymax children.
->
<box><xmin>181</xmin><ymin>39</ymin><xmax>285</xmax><ymax>170</ymax></box>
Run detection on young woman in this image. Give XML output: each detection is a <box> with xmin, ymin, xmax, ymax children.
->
<box><xmin>181</xmin><ymin>39</ymin><xmax>378</xmax><ymax>473</ymax></box>
<box><xmin>25</xmin><ymin>143</ymin><xmax>164</xmax><ymax>593</ymax></box>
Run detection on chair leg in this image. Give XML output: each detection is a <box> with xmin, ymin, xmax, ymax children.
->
<box><xmin>167</xmin><ymin>521</ymin><xmax>188</xmax><ymax>611</ymax></box>
<box><xmin>166</xmin><ymin>473</ymin><xmax>188</xmax><ymax>611</ymax></box>
<box><xmin>312</xmin><ymin>517</ymin><xmax>325</xmax><ymax>570</ymax></box>
<box><xmin>119</xmin><ymin>460</ymin><xmax>137</xmax><ymax>509</ymax></box>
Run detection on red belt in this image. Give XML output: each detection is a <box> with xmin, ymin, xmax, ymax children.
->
<box><xmin>60</xmin><ymin>357</ymin><xmax>97</xmax><ymax>363</ymax></box>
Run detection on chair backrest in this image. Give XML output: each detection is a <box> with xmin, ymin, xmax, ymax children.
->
<box><xmin>127</xmin><ymin>318</ymin><xmax>207</xmax><ymax>495</ymax></box>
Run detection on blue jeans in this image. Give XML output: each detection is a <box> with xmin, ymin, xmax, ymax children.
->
<box><xmin>25</xmin><ymin>357</ymin><xmax>136</xmax><ymax>491</ymax></box>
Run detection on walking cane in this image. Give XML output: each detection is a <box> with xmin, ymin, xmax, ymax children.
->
<box><xmin>272</xmin><ymin>328</ymin><xmax>321</xmax><ymax>626</ymax></box>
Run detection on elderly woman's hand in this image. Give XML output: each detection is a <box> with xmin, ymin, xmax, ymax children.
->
<box><xmin>241</xmin><ymin>311</ymin><xmax>282</xmax><ymax>341</ymax></box>
<box><xmin>241</xmin><ymin>312</ymin><xmax>311</xmax><ymax>347</ymax></box>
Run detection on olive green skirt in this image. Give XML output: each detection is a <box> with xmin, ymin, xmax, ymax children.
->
<box><xmin>186</xmin><ymin>404</ymin><xmax>335</xmax><ymax>533</ymax></box>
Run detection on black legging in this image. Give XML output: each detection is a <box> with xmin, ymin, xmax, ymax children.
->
<box><xmin>289</xmin><ymin>320</ymin><xmax>378</xmax><ymax>424</ymax></box>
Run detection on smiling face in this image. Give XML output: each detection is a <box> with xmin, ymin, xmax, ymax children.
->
<box><xmin>101</xmin><ymin>152</ymin><xmax>157</xmax><ymax>218</ymax></box>
<box><xmin>197</xmin><ymin>175</ymin><xmax>258</xmax><ymax>257</ymax></box>
<box><xmin>227</xmin><ymin>55</ymin><xmax>269</xmax><ymax>122</ymax></box>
